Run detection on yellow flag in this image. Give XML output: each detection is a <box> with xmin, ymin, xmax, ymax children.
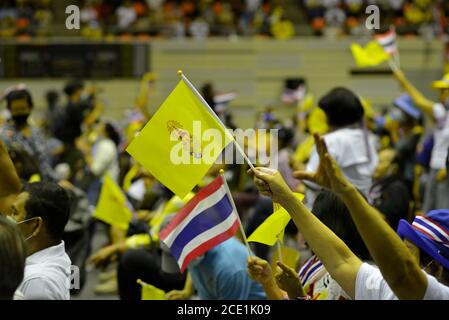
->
<box><xmin>93</xmin><ymin>175</ymin><xmax>133</xmax><ymax>230</ymax></box>
<box><xmin>138</xmin><ymin>280</ymin><xmax>166</xmax><ymax>300</ymax></box>
<box><xmin>248</xmin><ymin>193</ymin><xmax>304</xmax><ymax>246</ymax></box>
<box><xmin>351</xmin><ymin>41</ymin><xmax>390</xmax><ymax>68</ymax></box>
<box><xmin>271</xmin><ymin>246</ymin><xmax>300</xmax><ymax>270</ymax></box>
<box><xmin>126</xmin><ymin>79</ymin><xmax>233</xmax><ymax>198</ymax></box>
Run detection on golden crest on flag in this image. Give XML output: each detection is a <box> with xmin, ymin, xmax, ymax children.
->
<box><xmin>167</xmin><ymin>120</ymin><xmax>202</xmax><ymax>159</ymax></box>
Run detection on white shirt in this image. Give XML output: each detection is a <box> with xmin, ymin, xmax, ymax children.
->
<box><xmin>117</xmin><ymin>6</ymin><xmax>137</xmax><ymax>29</ymax></box>
<box><xmin>91</xmin><ymin>138</ymin><xmax>119</xmax><ymax>182</ymax></box>
<box><xmin>305</xmin><ymin>128</ymin><xmax>378</xmax><ymax>203</ymax></box>
<box><xmin>16</xmin><ymin>241</ymin><xmax>71</xmax><ymax>300</ymax></box>
<box><xmin>430</xmin><ymin>103</ymin><xmax>449</xmax><ymax>170</ymax></box>
<box><xmin>355</xmin><ymin>263</ymin><xmax>449</xmax><ymax>300</ymax></box>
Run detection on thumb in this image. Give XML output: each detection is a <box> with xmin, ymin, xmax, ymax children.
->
<box><xmin>293</xmin><ymin>171</ymin><xmax>316</xmax><ymax>182</ymax></box>
<box><xmin>277</xmin><ymin>261</ymin><xmax>295</xmax><ymax>275</ymax></box>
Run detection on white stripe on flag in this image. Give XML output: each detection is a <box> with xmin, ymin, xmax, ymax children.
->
<box><xmin>163</xmin><ymin>186</ymin><xmax>227</xmax><ymax>247</ymax></box>
<box><xmin>413</xmin><ymin>220</ymin><xmax>448</xmax><ymax>245</ymax></box>
<box><xmin>417</xmin><ymin>217</ymin><xmax>449</xmax><ymax>242</ymax></box>
<box><xmin>177</xmin><ymin>211</ymin><xmax>238</xmax><ymax>269</ymax></box>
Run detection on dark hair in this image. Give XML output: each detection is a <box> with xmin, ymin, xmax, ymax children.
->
<box><xmin>45</xmin><ymin>90</ymin><xmax>59</xmax><ymax>107</ymax></box>
<box><xmin>312</xmin><ymin>189</ymin><xmax>370</xmax><ymax>260</ymax></box>
<box><xmin>63</xmin><ymin>79</ymin><xmax>84</xmax><ymax>97</ymax></box>
<box><xmin>278</xmin><ymin>126</ymin><xmax>295</xmax><ymax>149</ymax></box>
<box><xmin>105</xmin><ymin>122</ymin><xmax>121</xmax><ymax>147</ymax></box>
<box><xmin>6</xmin><ymin>89</ymin><xmax>34</xmax><ymax>110</ymax></box>
<box><xmin>23</xmin><ymin>182</ymin><xmax>71</xmax><ymax>242</ymax></box>
<box><xmin>318</xmin><ymin>87</ymin><xmax>364</xmax><ymax>127</ymax></box>
<box><xmin>0</xmin><ymin>216</ymin><xmax>26</xmax><ymax>299</ymax></box>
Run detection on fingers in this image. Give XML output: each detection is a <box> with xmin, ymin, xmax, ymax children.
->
<box><xmin>276</xmin><ymin>261</ymin><xmax>296</xmax><ymax>276</ymax></box>
<box><xmin>292</xmin><ymin>171</ymin><xmax>316</xmax><ymax>183</ymax></box>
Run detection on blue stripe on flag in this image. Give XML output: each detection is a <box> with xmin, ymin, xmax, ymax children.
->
<box><xmin>169</xmin><ymin>194</ymin><xmax>234</xmax><ymax>260</ymax></box>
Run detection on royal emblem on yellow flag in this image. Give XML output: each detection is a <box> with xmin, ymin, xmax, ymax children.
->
<box><xmin>126</xmin><ymin>79</ymin><xmax>233</xmax><ymax>198</ymax></box>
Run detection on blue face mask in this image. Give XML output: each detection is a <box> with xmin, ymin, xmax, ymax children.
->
<box><xmin>7</xmin><ymin>216</ymin><xmax>38</xmax><ymax>241</ymax></box>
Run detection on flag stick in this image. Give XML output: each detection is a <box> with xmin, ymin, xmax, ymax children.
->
<box><xmin>219</xmin><ymin>169</ymin><xmax>253</xmax><ymax>257</ymax></box>
<box><xmin>387</xmin><ymin>58</ymin><xmax>398</xmax><ymax>72</ymax></box>
<box><xmin>276</xmin><ymin>236</ymin><xmax>283</xmax><ymax>264</ymax></box>
<box><xmin>178</xmin><ymin>70</ymin><xmax>256</xmax><ymax>171</ymax></box>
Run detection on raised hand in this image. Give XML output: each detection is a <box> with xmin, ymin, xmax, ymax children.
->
<box><xmin>247</xmin><ymin>256</ymin><xmax>274</xmax><ymax>286</ymax></box>
<box><xmin>274</xmin><ymin>261</ymin><xmax>306</xmax><ymax>299</ymax></box>
<box><xmin>293</xmin><ymin>134</ymin><xmax>352</xmax><ymax>196</ymax></box>
<box><xmin>247</xmin><ymin>167</ymin><xmax>293</xmax><ymax>204</ymax></box>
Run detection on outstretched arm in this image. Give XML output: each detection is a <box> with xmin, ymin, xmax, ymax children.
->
<box><xmin>393</xmin><ymin>68</ymin><xmax>435</xmax><ymax>118</ymax></box>
<box><xmin>295</xmin><ymin>134</ymin><xmax>427</xmax><ymax>300</ymax></box>
<box><xmin>249</xmin><ymin>167</ymin><xmax>362</xmax><ymax>298</ymax></box>
<box><xmin>0</xmin><ymin>140</ymin><xmax>21</xmax><ymax>198</ymax></box>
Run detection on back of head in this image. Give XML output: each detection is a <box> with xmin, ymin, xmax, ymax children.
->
<box><xmin>0</xmin><ymin>216</ymin><xmax>26</xmax><ymax>299</ymax></box>
<box><xmin>6</xmin><ymin>89</ymin><xmax>34</xmax><ymax>110</ymax></box>
<box><xmin>312</xmin><ymin>189</ymin><xmax>370</xmax><ymax>260</ymax></box>
<box><xmin>23</xmin><ymin>182</ymin><xmax>71</xmax><ymax>242</ymax></box>
<box><xmin>318</xmin><ymin>87</ymin><xmax>364</xmax><ymax>128</ymax></box>
<box><xmin>63</xmin><ymin>79</ymin><xmax>84</xmax><ymax>97</ymax></box>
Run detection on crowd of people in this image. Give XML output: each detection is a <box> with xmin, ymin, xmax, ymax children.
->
<box><xmin>2</xmin><ymin>1</ymin><xmax>449</xmax><ymax>39</ymax></box>
<box><xmin>0</xmin><ymin>57</ymin><xmax>449</xmax><ymax>300</ymax></box>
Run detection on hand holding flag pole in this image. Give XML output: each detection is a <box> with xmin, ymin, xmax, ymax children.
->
<box><xmin>219</xmin><ymin>169</ymin><xmax>253</xmax><ymax>257</ymax></box>
<box><xmin>178</xmin><ymin>70</ymin><xmax>256</xmax><ymax>171</ymax></box>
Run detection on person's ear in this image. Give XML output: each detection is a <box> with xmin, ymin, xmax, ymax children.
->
<box><xmin>30</xmin><ymin>216</ymin><xmax>44</xmax><ymax>238</ymax></box>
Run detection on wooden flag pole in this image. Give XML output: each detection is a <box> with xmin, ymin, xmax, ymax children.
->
<box><xmin>219</xmin><ymin>169</ymin><xmax>253</xmax><ymax>257</ymax></box>
<box><xmin>276</xmin><ymin>235</ymin><xmax>283</xmax><ymax>264</ymax></box>
<box><xmin>178</xmin><ymin>70</ymin><xmax>256</xmax><ymax>171</ymax></box>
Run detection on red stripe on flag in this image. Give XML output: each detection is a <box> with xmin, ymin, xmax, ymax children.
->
<box><xmin>412</xmin><ymin>224</ymin><xmax>437</xmax><ymax>241</ymax></box>
<box><xmin>179</xmin><ymin>219</ymin><xmax>240</xmax><ymax>273</ymax></box>
<box><xmin>420</xmin><ymin>216</ymin><xmax>449</xmax><ymax>238</ymax></box>
<box><xmin>159</xmin><ymin>176</ymin><xmax>224</xmax><ymax>240</ymax></box>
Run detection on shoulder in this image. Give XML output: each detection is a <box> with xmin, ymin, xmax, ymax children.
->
<box><xmin>355</xmin><ymin>263</ymin><xmax>396</xmax><ymax>300</ymax></box>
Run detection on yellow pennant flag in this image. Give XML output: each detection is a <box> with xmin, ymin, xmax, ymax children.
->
<box><xmin>126</xmin><ymin>79</ymin><xmax>233</xmax><ymax>198</ymax></box>
<box><xmin>248</xmin><ymin>193</ymin><xmax>304</xmax><ymax>246</ymax></box>
<box><xmin>93</xmin><ymin>175</ymin><xmax>133</xmax><ymax>230</ymax></box>
<box><xmin>271</xmin><ymin>246</ymin><xmax>300</xmax><ymax>270</ymax></box>
<box><xmin>350</xmin><ymin>41</ymin><xmax>390</xmax><ymax>68</ymax></box>
<box><xmin>138</xmin><ymin>279</ymin><xmax>166</xmax><ymax>300</ymax></box>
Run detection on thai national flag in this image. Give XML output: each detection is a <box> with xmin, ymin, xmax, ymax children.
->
<box><xmin>375</xmin><ymin>27</ymin><xmax>397</xmax><ymax>55</ymax></box>
<box><xmin>158</xmin><ymin>176</ymin><xmax>240</xmax><ymax>272</ymax></box>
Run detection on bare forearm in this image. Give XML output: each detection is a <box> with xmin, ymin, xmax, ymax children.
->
<box><xmin>0</xmin><ymin>141</ymin><xmax>21</xmax><ymax>197</ymax></box>
<box><xmin>394</xmin><ymin>71</ymin><xmax>434</xmax><ymax>117</ymax></box>
<box><xmin>279</xmin><ymin>192</ymin><xmax>361</xmax><ymax>298</ymax></box>
<box><xmin>339</xmin><ymin>186</ymin><xmax>427</xmax><ymax>299</ymax></box>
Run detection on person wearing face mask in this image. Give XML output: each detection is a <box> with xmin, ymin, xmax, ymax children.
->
<box><xmin>393</xmin><ymin>70</ymin><xmax>449</xmax><ymax>212</ymax></box>
<box><xmin>0</xmin><ymin>144</ymin><xmax>71</xmax><ymax>300</ymax></box>
<box><xmin>0</xmin><ymin>88</ymin><xmax>56</xmax><ymax>181</ymax></box>
<box><xmin>7</xmin><ymin>182</ymin><xmax>72</xmax><ymax>300</ymax></box>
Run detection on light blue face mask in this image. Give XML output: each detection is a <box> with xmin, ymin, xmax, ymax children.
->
<box><xmin>6</xmin><ymin>216</ymin><xmax>38</xmax><ymax>241</ymax></box>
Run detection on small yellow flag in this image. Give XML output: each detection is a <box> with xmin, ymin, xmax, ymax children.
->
<box><xmin>271</xmin><ymin>246</ymin><xmax>300</xmax><ymax>270</ymax></box>
<box><xmin>350</xmin><ymin>41</ymin><xmax>390</xmax><ymax>68</ymax></box>
<box><xmin>138</xmin><ymin>279</ymin><xmax>166</xmax><ymax>300</ymax></box>
<box><xmin>126</xmin><ymin>79</ymin><xmax>233</xmax><ymax>198</ymax></box>
<box><xmin>248</xmin><ymin>193</ymin><xmax>304</xmax><ymax>246</ymax></box>
<box><xmin>93</xmin><ymin>175</ymin><xmax>133</xmax><ymax>230</ymax></box>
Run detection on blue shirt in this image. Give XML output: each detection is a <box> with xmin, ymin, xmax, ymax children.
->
<box><xmin>188</xmin><ymin>238</ymin><xmax>266</xmax><ymax>300</ymax></box>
